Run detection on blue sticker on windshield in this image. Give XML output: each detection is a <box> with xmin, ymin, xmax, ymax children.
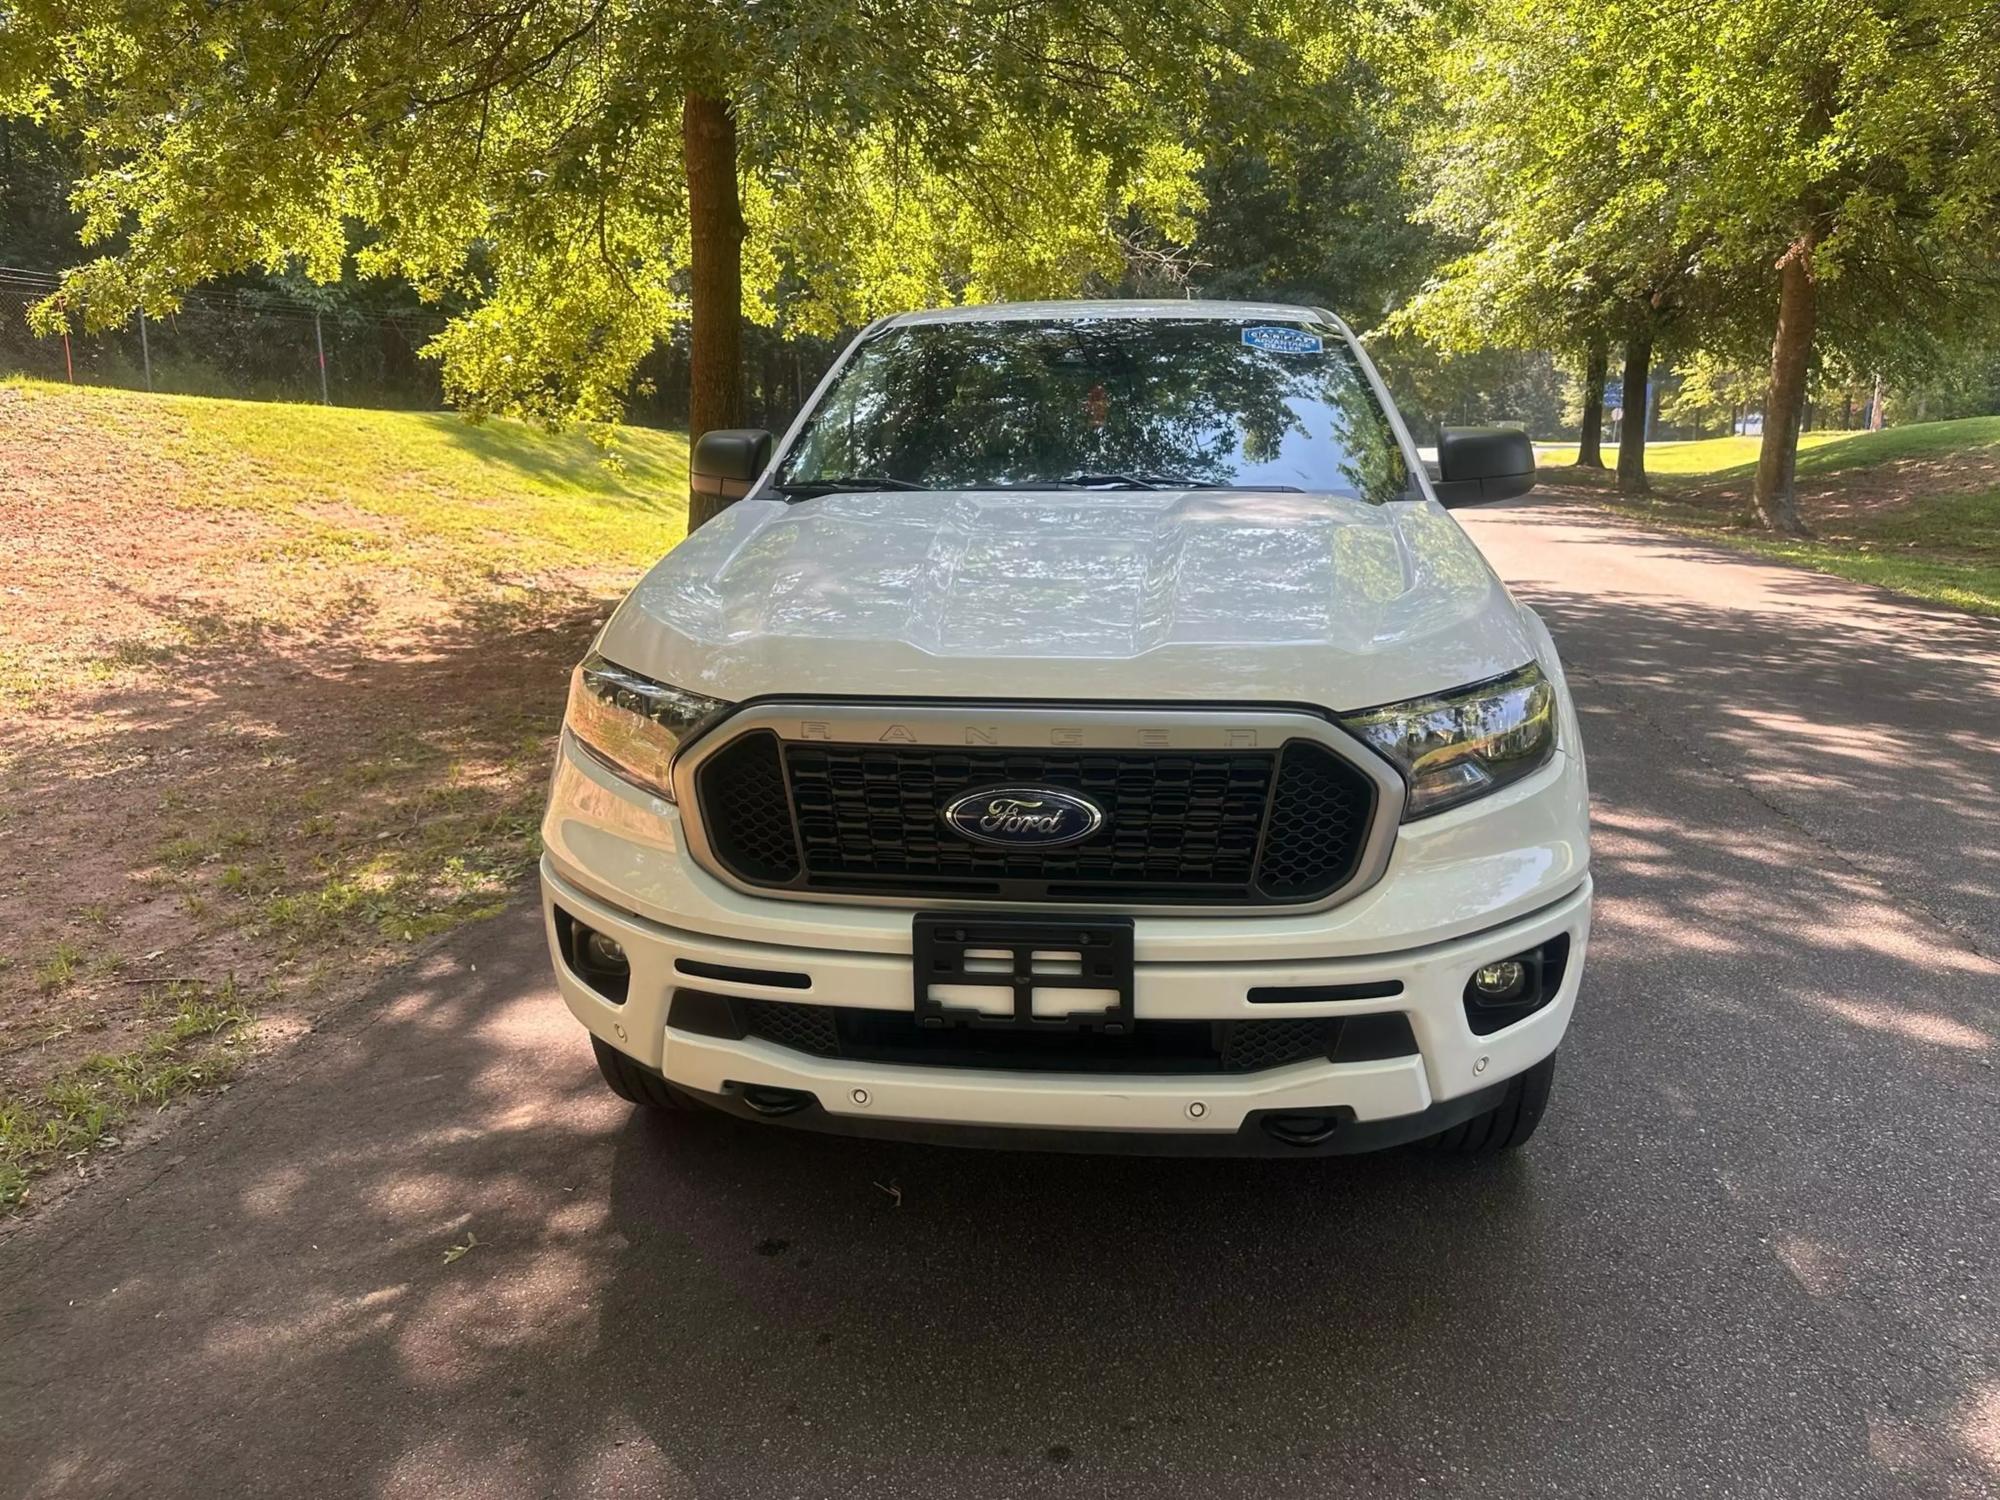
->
<box><xmin>1242</xmin><ymin>325</ymin><xmax>1323</xmax><ymax>355</ymax></box>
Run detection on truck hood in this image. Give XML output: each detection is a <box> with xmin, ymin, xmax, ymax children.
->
<box><xmin>596</xmin><ymin>490</ymin><xmax>1537</xmax><ymax>712</ymax></box>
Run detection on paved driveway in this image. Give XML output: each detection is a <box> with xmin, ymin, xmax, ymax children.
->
<box><xmin>4</xmin><ymin>500</ymin><xmax>1997</xmax><ymax>1499</ymax></box>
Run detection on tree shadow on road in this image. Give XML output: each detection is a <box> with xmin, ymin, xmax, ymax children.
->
<box><xmin>4</xmin><ymin>507</ymin><xmax>1999</xmax><ymax>1498</ymax></box>
<box><xmin>1472</xmin><ymin>500</ymin><xmax>2000</xmax><ymax>954</ymax></box>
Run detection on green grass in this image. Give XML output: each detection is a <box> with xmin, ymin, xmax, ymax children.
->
<box><xmin>1538</xmin><ymin>430</ymin><xmax>1852</xmax><ymax>474</ymax></box>
<box><xmin>1720</xmin><ymin>535</ymin><xmax>2000</xmax><ymax>615</ymax></box>
<box><xmin>1544</xmin><ymin>417</ymin><xmax>2000</xmax><ymax>481</ymax></box>
<box><xmin>0</xmin><ymin>981</ymin><xmax>252</xmax><ymax>1211</ymax></box>
<box><xmin>1542</xmin><ymin>416</ymin><xmax>2000</xmax><ymax>615</ymax></box>
<box><xmin>34</xmin><ymin>940</ymin><xmax>84</xmax><ymax>992</ymax></box>
<box><xmin>4</xmin><ymin>375</ymin><xmax>689</xmax><ymax>583</ymax></box>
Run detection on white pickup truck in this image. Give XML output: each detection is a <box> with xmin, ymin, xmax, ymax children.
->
<box><xmin>539</xmin><ymin>300</ymin><xmax>1591</xmax><ymax>1156</ymax></box>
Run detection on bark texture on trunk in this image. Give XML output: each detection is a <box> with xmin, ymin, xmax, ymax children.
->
<box><xmin>1577</xmin><ymin>336</ymin><xmax>1608</xmax><ymax>468</ymax></box>
<box><xmin>1616</xmin><ymin>333</ymin><xmax>1652</xmax><ymax>496</ymax></box>
<box><xmin>1752</xmin><ymin>232</ymin><xmax>1817</xmax><ymax>537</ymax></box>
<box><xmin>683</xmin><ymin>91</ymin><xmax>746</xmax><ymax>532</ymax></box>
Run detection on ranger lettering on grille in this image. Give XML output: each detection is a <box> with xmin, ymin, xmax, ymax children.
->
<box><xmin>792</xmin><ymin>720</ymin><xmax>1264</xmax><ymax>749</ymax></box>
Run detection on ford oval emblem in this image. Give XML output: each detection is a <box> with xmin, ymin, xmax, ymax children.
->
<box><xmin>939</xmin><ymin>786</ymin><xmax>1105</xmax><ymax>849</ymax></box>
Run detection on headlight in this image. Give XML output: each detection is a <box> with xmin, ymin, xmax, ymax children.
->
<box><xmin>562</xmin><ymin>652</ymin><xmax>733</xmax><ymax>803</ymax></box>
<box><xmin>1341</xmin><ymin>663</ymin><xmax>1556</xmax><ymax>819</ymax></box>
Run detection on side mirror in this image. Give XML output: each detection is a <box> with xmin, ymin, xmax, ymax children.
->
<box><xmin>1434</xmin><ymin>427</ymin><xmax>1537</xmax><ymax>507</ymax></box>
<box><xmin>690</xmin><ymin>428</ymin><xmax>773</xmax><ymax>504</ymax></box>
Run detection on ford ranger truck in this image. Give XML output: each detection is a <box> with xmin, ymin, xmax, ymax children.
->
<box><xmin>539</xmin><ymin>300</ymin><xmax>1591</xmax><ymax>1156</ymax></box>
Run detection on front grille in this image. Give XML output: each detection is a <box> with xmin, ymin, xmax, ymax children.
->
<box><xmin>742</xmin><ymin>999</ymin><xmax>839</xmax><ymax>1056</ymax></box>
<box><xmin>697</xmin><ymin>732</ymin><xmax>800</xmax><ymax>882</ymax></box>
<box><xmin>694</xmin><ymin>731</ymin><xmax>1379</xmax><ymax>906</ymax></box>
<box><xmin>1217</xmin><ymin>1017</ymin><xmax>1333</xmax><ymax>1072</ymax></box>
<box><xmin>1258</xmin><ymin>741</ymin><xmax>1376</xmax><ymax>899</ymax></box>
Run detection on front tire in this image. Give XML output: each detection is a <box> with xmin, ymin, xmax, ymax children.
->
<box><xmin>1430</xmin><ymin>1053</ymin><xmax>1555</xmax><ymax>1155</ymax></box>
<box><xmin>591</xmin><ymin>1035</ymin><xmax>692</xmax><ymax>1111</ymax></box>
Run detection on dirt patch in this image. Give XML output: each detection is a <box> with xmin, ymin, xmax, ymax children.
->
<box><xmin>1786</xmin><ymin>451</ymin><xmax>2000</xmax><ymax>528</ymax></box>
<box><xmin>0</xmin><ymin>385</ymin><xmax>668</xmax><ymax>1209</ymax></box>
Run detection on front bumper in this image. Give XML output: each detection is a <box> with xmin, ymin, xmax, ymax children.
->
<box><xmin>540</xmin><ymin>856</ymin><xmax>1591</xmax><ymax>1151</ymax></box>
<box><xmin>665</xmin><ymin>1073</ymin><xmax>1525</xmax><ymax>1157</ymax></box>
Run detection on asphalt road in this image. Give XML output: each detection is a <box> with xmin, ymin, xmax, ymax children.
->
<box><xmin>4</xmin><ymin>499</ymin><xmax>1998</xmax><ymax>1499</ymax></box>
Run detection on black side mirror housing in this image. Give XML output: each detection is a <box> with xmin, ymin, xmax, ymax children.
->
<box><xmin>1434</xmin><ymin>427</ymin><xmax>1537</xmax><ymax>507</ymax></box>
<box><xmin>690</xmin><ymin>428</ymin><xmax>773</xmax><ymax>503</ymax></box>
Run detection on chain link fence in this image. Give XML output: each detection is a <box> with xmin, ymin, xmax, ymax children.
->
<box><xmin>2</xmin><ymin>265</ymin><xmax>843</xmax><ymax>431</ymax></box>
<box><xmin>1</xmin><ymin>268</ymin><xmax>447</xmax><ymax>408</ymax></box>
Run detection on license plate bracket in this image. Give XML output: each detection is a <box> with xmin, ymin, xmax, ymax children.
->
<box><xmin>913</xmin><ymin>914</ymin><xmax>1136</xmax><ymax>1033</ymax></box>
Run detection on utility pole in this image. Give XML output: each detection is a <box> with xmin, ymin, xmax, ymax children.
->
<box><xmin>137</xmin><ymin>309</ymin><xmax>152</xmax><ymax>392</ymax></box>
<box><xmin>314</xmin><ymin>312</ymin><xmax>329</xmax><ymax>405</ymax></box>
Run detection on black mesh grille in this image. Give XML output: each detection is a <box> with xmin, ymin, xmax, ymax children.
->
<box><xmin>738</xmin><ymin>1003</ymin><xmax>1380</xmax><ymax>1074</ymax></box>
<box><xmin>742</xmin><ymin>1000</ymin><xmax>839</xmax><ymax>1056</ymax></box>
<box><xmin>695</xmin><ymin>729</ymin><xmax>1379</xmax><ymax>906</ymax></box>
<box><xmin>697</xmin><ymin>731</ymin><xmax>800</xmax><ymax>882</ymax></box>
<box><xmin>1257</xmin><ymin>741</ymin><xmax>1376</xmax><ymax>898</ymax></box>
<box><xmin>1218</xmin><ymin>1017</ymin><xmax>1335</xmax><ymax>1072</ymax></box>
<box><xmin>787</xmin><ymin>744</ymin><xmax>1273</xmax><ymax>900</ymax></box>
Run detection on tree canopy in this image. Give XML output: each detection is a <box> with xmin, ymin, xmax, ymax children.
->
<box><xmin>4</xmin><ymin>0</ymin><xmax>1998</xmax><ymax>533</ymax></box>
<box><xmin>1</xmin><ymin>0</ymin><xmax>1374</xmax><ymax>519</ymax></box>
<box><xmin>1397</xmin><ymin>0</ymin><xmax>2000</xmax><ymax>522</ymax></box>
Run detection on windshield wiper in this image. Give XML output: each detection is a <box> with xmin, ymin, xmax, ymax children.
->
<box><xmin>773</xmin><ymin>475</ymin><xmax>928</xmax><ymax>498</ymax></box>
<box><xmin>1034</xmin><ymin>473</ymin><xmax>1304</xmax><ymax>493</ymax></box>
<box><xmin>1055</xmin><ymin>471</ymin><xmax>1171</xmax><ymax>489</ymax></box>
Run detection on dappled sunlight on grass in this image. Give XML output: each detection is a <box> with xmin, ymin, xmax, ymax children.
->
<box><xmin>1541</xmin><ymin>416</ymin><xmax>2000</xmax><ymax>481</ymax></box>
<box><xmin>1534</xmin><ymin>415</ymin><xmax>2000</xmax><ymax>614</ymax></box>
<box><xmin>1539</xmin><ymin>429</ymin><xmax>1850</xmax><ymax>474</ymax></box>
<box><xmin>0</xmin><ymin>379</ymin><xmax>692</xmax><ymax>1211</ymax></box>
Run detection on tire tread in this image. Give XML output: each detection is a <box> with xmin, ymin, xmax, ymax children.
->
<box><xmin>1431</xmin><ymin>1055</ymin><xmax>1554</xmax><ymax>1155</ymax></box>
<box><xmin>591</xmin><ymin>1036</ymin><xmax>691</xmax><ymax>1111</ymax></box>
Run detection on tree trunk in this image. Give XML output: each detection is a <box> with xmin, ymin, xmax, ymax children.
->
<box><xmin>1752</xmin><ymin>231</ymin><xmax>1817</xmax><ymax>536</ymax></box>
<box><xmin>683</xmin><ymin>91</ymin><xmax>746</xmax><ymax>531</ymax></box>
<box><xmin>1577</xmin><ymin>335</ymin><xmax>1608</xmax><ymax>468</ymax></box>
<box><xmin>1616</xmin><ymin>333</ymin><xmax>1652</xmax><ymax>496</ymax></box>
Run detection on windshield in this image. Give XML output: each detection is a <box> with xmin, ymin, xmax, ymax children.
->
<box><xmin>771</xmin><ymin>316</ymin><xmax>1413</xmax><ymax>502</ymax></box>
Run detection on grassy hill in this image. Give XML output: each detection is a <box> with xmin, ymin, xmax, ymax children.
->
<box><xmin>0</xmin><ymin>380</ymin><xmax>689</xmax><ymax>1210</ymax></box>
<box><xmin>1539</xmin><ymin>417</ymin><xmax>2000</xmax><ymax>615</ymax></box>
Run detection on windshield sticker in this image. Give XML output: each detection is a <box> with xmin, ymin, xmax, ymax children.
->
<box><xmin>1242</xmin><ymin>325</ymin><xmax>1323</xmax><ymax>355</ymax></box>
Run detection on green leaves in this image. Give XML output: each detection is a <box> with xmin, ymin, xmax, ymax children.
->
<box><xmin>1402</xmin><ymin>0</ymin><xmax>2000</xmax><ymax>374</ymax></box>
<box><xmin>4</xmin><ymin>0</ymin><xmax>1306</xmax><ymax>427</ymax></box>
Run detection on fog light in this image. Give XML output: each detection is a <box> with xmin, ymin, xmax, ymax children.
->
<box><xmin>1471</xmin><ymin>960</ymin><xmax>1526</xmax><ymax>1001</ymax></box>
<box><xmin>1462</xmin><ymin>935</ymin><xmax>1570</xmax><ymax>1036</ymax></box>
<box><xmin>584</xmin><ymin>931</ymin><xmax>629</xmax><ymax>972</ymax></box>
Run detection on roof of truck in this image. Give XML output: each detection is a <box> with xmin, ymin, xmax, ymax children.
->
<box><xmin>881</xmin><ymin>298</ymin><xmax>1336</xmax><ymax>327</ymax></box>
